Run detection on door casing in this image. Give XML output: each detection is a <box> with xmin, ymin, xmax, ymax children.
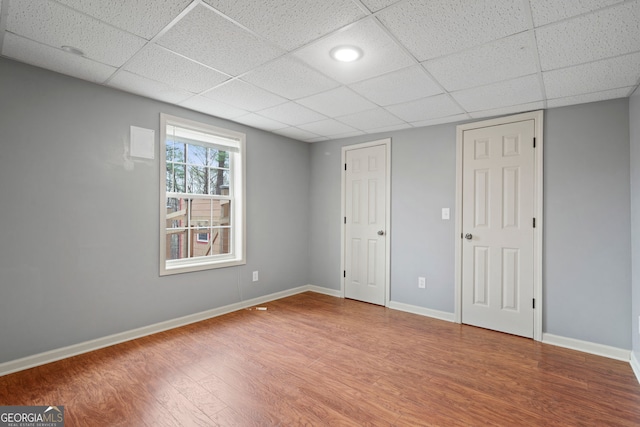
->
<box><xmin>341</xmin><ymin>138</ymin><xmax>392</xmax><ymax>305</ymax></box>
<box><xmin>454</xmin><ymin>111</ymin><xmax>544</xmax><ymax>341</ymax></box>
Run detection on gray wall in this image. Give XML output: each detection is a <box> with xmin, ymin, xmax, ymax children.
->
<box><xmin>544</xmin><ymin>99</ymin><xmax>631</xmax><ymax>349</ymax></box>
<box><xmin>631</xmin><ymin>88</ymin><xmax>640</xmax><ymax>361</ymax></box>
<box><xmin>309</xmin><ymin>99</ymin><xmax>632</xmax><ymax>349</ymax></box>
<box><xmin>0</xmin><ymin>58</ymin><xmax>311</xmax><ymax>363</ymax></box>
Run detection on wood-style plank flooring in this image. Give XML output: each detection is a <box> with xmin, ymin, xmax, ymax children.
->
<box><xmin>1</xmin><ymin>292</ymin><xmax>639</xmax><ymax>426</ymax></box>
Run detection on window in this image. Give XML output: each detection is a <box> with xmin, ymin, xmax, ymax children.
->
<box><xmin>160</xmin><ymin>114</ymin><xmax>245</xmax><ymax>275</ymax></box>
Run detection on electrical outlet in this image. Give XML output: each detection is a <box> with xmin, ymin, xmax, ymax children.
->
<box><xmin>252</xmin><ymin>271</ymin><xmax>259</xmax><ymax>282</ymax></box>
<box><xmin>442</xmin><ymin>208</ymin><xmax>450</xmax><ymax>220</ymax></box>
<box><xmin>418</xmin><ymin>277</ymin><xmax>426</xmax><ymax>289</ymax></box>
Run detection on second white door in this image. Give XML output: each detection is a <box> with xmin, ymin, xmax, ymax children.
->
<box><xmin>344</xmin><ymin>143</ymin><xmax>387</xmax><ymax>306</ymax></box>
<box><xmin>461</xmin><ymin>119</ymin><xmax>535</xmax><ymax>338</ymax></box>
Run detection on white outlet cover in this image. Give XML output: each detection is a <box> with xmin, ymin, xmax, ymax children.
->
<box><xmin>442</xmin><ymin>208</ymin><xmax>450</xmax><ymax>220</ymax></box>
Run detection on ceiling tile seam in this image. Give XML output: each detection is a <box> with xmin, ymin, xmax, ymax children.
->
<box><xmin>0</xmin><ymin>0</ymin><xmax>9</xmax><ymax>53</ymax></box>
<box><xmin>538</xmin><ymin>48</ymin><xmax>640</xmax><ymax>74</ymax></box>
<box><xmin>47</xmin><ymin>0</ymin><xmax>151</xmax><ymax>42</ymax></box>
<box><xmin>368</xmin><ymin>15</ymin><xmax>472</xmax><ymax>116</ymax></box>
<box><xmin>102</xmin><ymin>1</ymin><xmax>202</xmax><ymax>85</ymax></box>
<box><xmin>251</xmin><ymin>105</ymin><xmax>337</xmax><ymax>128</ymax></box>
<box><xmin>0</xmin><ymin>31</ymin><xmax>119</xmax><ymax>71</ymax></box>
<box><xmin>521</xmin><ymin>0</ymin><xmax>547</xmax><ymax>109</ymax></box>
<box><xmin>197</xmin><ymin>78</ymin><xmax>291</xmax><ymax>108</ymax></box>
<box><xmin>196</xmin><ymin>0</ymin><xmax>292</xmax><ymax>53</ymax></box>
<box><xmin>370</xmin><ymin>0</ymin><xmax>410</xmax><ymax>18</ymax></box>
<box><xmin>546</xmin><ymin>85</ymin><xmax>636</xmax><ymax>102</ymax></box>
<box><xmin>349</xmin><ymin>0</ymin><xmax>375</xmax><ymax>15</ymax></box>
<box><xmin>629</xmin><ymin>78</ymin><xmax>640</xmax><ymax>97</ymax></box>
<box><xmin>530</xmin><ymin>0</ymin><xmax>638</xmax><ymax>30</ymax></box>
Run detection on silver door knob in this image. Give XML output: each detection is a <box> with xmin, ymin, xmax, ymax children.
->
<box><xmin>377</xmin><ymin>230</ymin><xmax>385</xmax><ymax>236</ymax></box>
<box><xmin>465</xmin><ymin>233</ymin><xmax>472</xmax><ymax>240</ymax></box>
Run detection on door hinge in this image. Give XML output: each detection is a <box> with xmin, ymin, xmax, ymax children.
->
<box><xmin>344</xmin><ymin>217</ymin><xmax>347</xmax><ymax>224</ymax></box>
<box><xmin>533</xmin><ymin>218</ymin><xmax>536</xmax><ymax>228</ymax></box>
<box><xmin>461</xmin><ymin>233</ymin><xmax>463</xmax><ymax>239</ymax></box>
<box><xmin>532</xmin><ymin>298</ymin><xmax>536</xmax><ymax>309</ymax></box>
<box><xmin>533</xmin><ymin>137</ymin><xmax>536</xmax><ymax>148</ymax></box>
<box><xmin>343</xmin><ymin>270</ymin><xmax>346</xmax><ymax>278</ymax></box>
<box><xmin>344</xmin><ymin>163</ymin><xmax>347</xmax><ymax>171</ymax></box>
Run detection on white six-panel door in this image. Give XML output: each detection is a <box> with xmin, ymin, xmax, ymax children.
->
<box><xmin>461</xmin><ymin>119</ymin><xmax>535</xmax><ymax>338</ymax></box>
<box><xmin>344</xmin><ymin>143</ymin><xmax>387</xmax><ymax>306</ymax></box>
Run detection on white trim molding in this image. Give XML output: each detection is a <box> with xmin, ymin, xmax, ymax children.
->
<box><xmin>542</xmin><ymin>333</ymin><xmax>630</xmax><ymax>362</ymax></box>
<box><xmin>307</xmin><ymin>285</ymin><xmax>343</xmax><ymax>298</ymax></box>
<box><xmin>0</xmin><ymin>285</ymin><xmax>320</xmax><ymax>377</ymax></box>
<box><xmin>630</xmin><ymin>351</ymin><xmax>640</xmax><ymax>384</ymax></box>
<box><xmin>455</xmin><ymin>110</ymin><xmax>544</xmax><ymax>341</ymax></box>
<box><xmin>388</xmin><ymin>301</ymin><xmax>456</xmax><ymax>323</ymax></box>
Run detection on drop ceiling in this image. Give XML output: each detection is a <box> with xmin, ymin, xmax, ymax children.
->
<box><xmin>1</xmin><ymin>0</ymin><xmax>639</xmax><ymax>142</ymax></box>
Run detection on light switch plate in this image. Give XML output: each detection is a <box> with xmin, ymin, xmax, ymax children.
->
<box><xmin>442</xmin><ymin>208</ymin><xmax>450</xmax><ymax>220</ymax></box>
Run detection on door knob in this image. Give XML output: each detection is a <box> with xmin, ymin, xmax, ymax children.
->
<box><xmin>377</xmin><ymin>230</ymin><xmax>385</xmax><ymax>236</ymax></box>
<box><xmin>465</xmin><ymin>233</ymin><xmax>472</xmax><ymax>240</ymax></box>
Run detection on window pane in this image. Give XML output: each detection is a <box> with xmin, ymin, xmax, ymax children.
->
<box><xmin>167</xmin><ymin>140</ymin><xmax>185</xmax><ymax>162</ymax></box>
<box><xmin>192</xmin><ymin>228</ymin><xmax>212</xmax><ymax>258</ymax></box>
<box><xmin>190</xmin><ymin>198</ymin><xmax>212</xmax><ymax>228</ymax></box>
<box><xmin>208</xmin><ymin>149</ymin><xmax>230</xmax><ymax>168</ymax></box>
<box><xmin>166</xmin><ymin>229</ymin><xmax>188</xmax><ymax>260</ymax></box>
<box><xmin>166</xmin><ymin>198</ymin><xmax>187</xmax><ymax>228</ymax></box>
<box><xmin>170</xmin><ymin>164</ymin><xmax>185</xmax><ymax>193</ymax></box>
<box><xmin>188</xmin><ymin>165</ymin><xmax>208</xmax><ymax>194</ymax></box>
<box><xmin>209</xmin><ymin>227</ymin><xmax>231</xmax><ymax>255</ymax></box>
<box><xmin>188</xmin><ymin>144</ymin><xmax>207</xmax><ymax>166</ymax></box>
<box><xmin>213</xmin><ymin>200</ymin><xmax>231</xmax><ymax>225</ymax></box>
<box><xmin>209</xmin><ymin>169</ymin><xmax>230</xmax><ymax>195</ymax></box>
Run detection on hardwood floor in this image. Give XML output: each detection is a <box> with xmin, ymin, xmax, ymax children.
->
<box><xmin>1</xmin><ymin>292</ymin><xmax>639</xmax><ymax>426</ymax></box>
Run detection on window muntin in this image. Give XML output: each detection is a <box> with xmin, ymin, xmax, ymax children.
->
<box><xmin>160</xmin><ymin>114</ymin><xmax>245</xmax><ymax>275</ymax></box>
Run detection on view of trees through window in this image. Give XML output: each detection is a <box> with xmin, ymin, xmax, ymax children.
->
<box><xmin>165</xmin><ymin>140</ymin><xmax>232</xmax><ymax>261</ymax></box>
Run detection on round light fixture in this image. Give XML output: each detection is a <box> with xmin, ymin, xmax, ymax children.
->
<box><xmin>61</xmin><ymin>45</ymin><xmax>85</xmax><ymax>56</ymax></box>
<box><xmin>330</xmin><ymin>46</ymin><xmax>363</xmax><ymax>62</ymax></box>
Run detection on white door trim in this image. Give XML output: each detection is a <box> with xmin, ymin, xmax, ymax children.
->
<box><xmin>340</xmin><ymin>138</ymin><xmax>392</xmax><ymax>306</ymax></box>
<box><xmin>454</xmin><ymin>111</ymin><xmax>544</xmax><ymax>341</ymax></box>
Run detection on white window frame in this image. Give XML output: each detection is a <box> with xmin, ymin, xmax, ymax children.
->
<box><xmin>159</xmin><ymin>113</ymin><xmax>246</xmax><ymax>276</ymax></box>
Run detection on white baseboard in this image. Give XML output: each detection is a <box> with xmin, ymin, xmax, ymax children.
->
<box><xmin>0</xmin><ymin>285</ymin><xmax>314</xmax><ymax>377</ymax></box>
<box><xmin>387</xmin><ymin>301</ymin><xmax>456</xmax><ymax>323</ymax></box>
<box><xmin>630</xmin><ymin>351</ymin><xmax>640</xmax><ymax>384</ymax></box>
<box><xmin>542</xmin><ymin>333</ymin><xmax>630</xmax><ymax>362</ymax></box>
<box><xmin>306</xmin><ymin>284</ymin><xmax>342</xmax><ymax>298</ymax></box>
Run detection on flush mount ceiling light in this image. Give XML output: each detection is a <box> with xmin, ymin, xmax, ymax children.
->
<box><xmin>330</xmin><ymin>46</ymin><xmax>363</xmax><ymax>62</ymax></box>
<box><xmin>61</xmin><ymin>45</ymin><xmax>85</xmax><ymax>56</ymax></box>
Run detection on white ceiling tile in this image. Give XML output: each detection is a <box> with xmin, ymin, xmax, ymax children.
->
<box><xmin>179</xmin><ymin>96</ymin><xmax>249</xmax><ymax>119</ymax></box>
<box><xmin>6</xmin><ymin>0</ymin><xmax>146</xmax><ymax>67</ymax></box>
<box><xmin>469</xmin><ymin>102</ymin><xmax>544</xmax><ymax>119</ymax></box>
<box><xmin>156</xmin><ymin>4</ymin><xmax>285</xmax><ymax>76</ymax></box>
<box><xmin>337</xmin><ymin>107</ymin><xmax>404</xmax><ymax>130</ymax></box>
<box><xmin>529</xmin><ymin>0</ymin><xmax>624</xmax><ymax>26</ymax></box>
<box><xmin>107</xmin><ymin>71</ymin><xmax>193</xmax><ymax>104</ymax></box>
<box><xmin>368</xmin><ymin>123</ymin><xmax>414</xmax><ymax>133</ymax></box>
<box><xmin>543</xmin><ymin>52</ymin><xmax>640</xmax><ymax>98</ymax></box>
<box><xmin>201</xmin><ymin>0</ymin><xmax>365</xmax><ymax>51</ymax></box>
<box><xmin>360</xmin><ymin>0</ymin><xmax>402</xmax><ymax>12</ymax></box>
<box><xmin>536</xmin><ymin>1</ymin><xmax>640</xmax><ymax>71</ymax></box>
<box><xmin>242</xmin><ymin>56</ymin><xmax>340</xmax><ymax>99</ymax></box>
<box><xmin>410</xmin><ymin>114</ymin><xmax>471</xmax><ymax>128</ymax></box>
<box><xmin>451</xmin><ymin>75</ymin><xmax>543</xmax><ymax>112</ymax></box>
<box><xmin>258</xmin><ymin>102</ymin><xmax>326</xmax><ymax>126</ymax></box>
<box><xmin>423</xmin><ymin>32</ymin><xmax>538</xmax><ymax>92</ymax></box>
<box><xmin>386</xmin><ymin>94</ymin><xmax>464</xmax><ymax>122</ymax></box>
<box><xmin>203</xmin><ymin>80</ymin><xmax>287</xmax><ymax>111</ymax></box>
<box><xmin>378</xmin><ymin>0</ymin><xmax>528</xmax><ymax>61</ymax></box>
<box><xmin>124</xmin><ymin>45</ymin><xmax>229</xmax><ymax>94</ymax></box>
<box><xmin>233</xmin><ymin>113</ymin><xmax>288</xmax><ymax>131</ymax></box>
<box><xmin>297</xmin><ymin>119</ymin><xmax>359</xmax><ymax>136</ymax></box>
<box><xmin>294</xmin><ymin>18</ymin><xmax>414</xmax><ymax>85</ymax></box>
<box><xmin>297</xmin><ymin>87</ymin><xmax>377</xmax><ymax>117</ymax></box>
<box><xmin>2</xmin><ymin>33</ymin><xmax>116</xmax><ymax>84</ymax></box>
<box><xmin>547</xmin><ymin>87</ymin><xmax>633</xmax><ymax>108</ymax></box>
<box><xmin>350</xmin><ymin>65</ymin><xmax>442</xmax><ymax>106</ymax></box>
<box><xmin>54</xmin><ymin>0</ymin><xmax>193</xmax><ymax>40</ymax></box>
<box><xmin>331</xmin><ymin>130</ymin><xmax>366</xmax><ymax>139</ymax></box>
<box><xmin>273</xmin><ymin>127</ymin><xmax>320</xmax><ymax>141</ymax></box>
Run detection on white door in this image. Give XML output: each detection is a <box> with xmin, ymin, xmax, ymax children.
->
<box><xmin>461</xmin><ymin>119</ymin><xmax>535</xmax><ymax>338</ymax></box>
<box><xmin>344</xmin><ymin>144</ymin><xmax>387</xmax><ymax>306</ymax></box>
